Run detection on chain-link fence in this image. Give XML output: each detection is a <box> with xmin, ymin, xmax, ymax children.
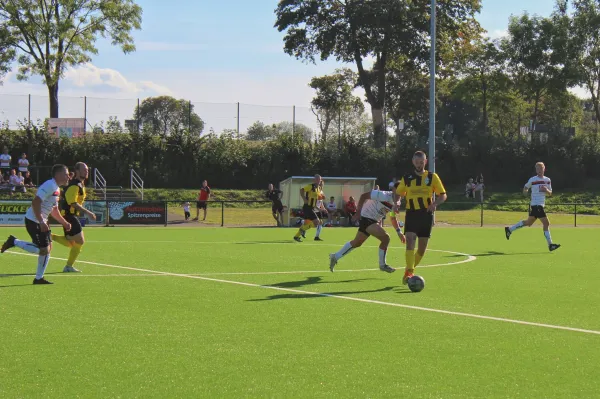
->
<box><xmin>0</xmin><ymin>93</ymin><xmax>322</xmax><ymax>137</ymax></box>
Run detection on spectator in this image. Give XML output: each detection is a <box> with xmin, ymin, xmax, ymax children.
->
<box><xmin>18</xmin><ymin>153</ymin><xmax>29</xmax><ymax>175</ymax></box>
<box><xmin>23</xmin><ymin>171</ymin><xmax>34</xmax><ymax>188</ymax></box>
<box><xmin>345</xmin><ymin>196</ymin><xmax>357</xmax><ymax>226</ymax></box>
<box><xmin>326</xmin><ymin>196</ymin><xmax>341</xmax><ymax>226</ymax></box>
<box><xmin>194</xmin><ymin>180</ymin><xmax>211</xmax><ymax>221</ymax></box>
<box><xmin>8</xmin><ymin>169</ymin><xmax>21</xmax><ymax>195</ymax></box>
<box><xmin>0</xmin><ymin>147</ymin><xmax>11</xmax><ymax>174</ymax></box>
<box><xmin>474</xmin><ymin>174</ymin><xmax>485</xmax><ymax>202</ymax></box>
<box><xmin>465</xmin><ymin>178</ymin><xmax>475</xmax><ymax>199</ymax></box>
<box><xmin>182</xmin><ymin>201</ymin><xmax>191</xmax><ymax>221</ymax></box>
<box><xmin>388</xmin><ymin>177</ymin><xmax>398</xmax><ymax>191</ymax></box>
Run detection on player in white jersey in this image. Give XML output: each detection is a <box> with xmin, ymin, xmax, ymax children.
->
<box><xmin>1</xmin><ymin>165</ymin><xmax>73</xmax><ymax>284</ymax></box>
<box><xmin>329</xmin><ymin>189</ymin><xmax>406</xmax><ymax>272</ymax></box>
<box><xmin>505</xmin><ymin>162</ymin><xmax>560</xmax><ymax>251</ymax></box>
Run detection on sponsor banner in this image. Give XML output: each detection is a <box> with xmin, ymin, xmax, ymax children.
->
<box><xmin>0</xmin><ymin>200</ymin><xmax>29</xmax><ymax>224</ymax></box>
<box><xmin>108</xmin><ymin>201</ymin><xmax>166</xmax><ymax>225</ymax></box>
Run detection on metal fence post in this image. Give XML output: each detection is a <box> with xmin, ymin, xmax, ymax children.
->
<box><xmin>105</xmin><ymin>200</ymin><xmax>109</xmax><ymax>227</ymax></box>
<box><xmin>165</xmin><ymin>201</ymin><xmax>168</xmax><ymax>227</ymax></box>
<box><xmin>221</xmin><ymin>202</ymin><xmax>224</xmax><ymax>227</ymax></box>
<box><xmin>292</xmin><ymin>105</ymin><xmax>296</xmax><ymax>138</ymax></box>
<box><xmin>574</xmin><ymin>203</ymin><xmax>577</xmax><ymax>227</ymax></box>
<box><xmin>84</xmin><ymin>96</ymin><xmax>87</xmax><ymax>133</ymax></box>
<box><xmin>480</xmin><ymin>202</ymin><xmax>484</xmax><ymax>227</ymax></box>
<box><xmin>237</xmin><ymin>102</ymin><xmax>240</xmax><ymax>139</ymax></box>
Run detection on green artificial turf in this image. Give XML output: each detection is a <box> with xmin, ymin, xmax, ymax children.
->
<box><xmin>1</xmin><ymin>226</ymin><xmax>599</xmax><ymax>398</ymax></box>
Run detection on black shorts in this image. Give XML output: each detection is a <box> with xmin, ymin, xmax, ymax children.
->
<box><xmin>63</xmin><ymin>213</ymin><xmax>83</xmax><ymax>236</ymax></box>
<box><xmin>25</xmin><ymin>218</ymin><xmax>51</xmax><ymax>248</ymax></box>
<box><xmin>404</xmin><ymin>210</ymin><xmax>434</xmax><ymax>238</ymax></box>
<box><xmin>184</xmin><ymin>211</ymin><xmax>191</xmax><ymax>219</ymax></box>
<box><xmin>358</xmin><ymin>217</ymin><xmax>378</xmax><ymax>236</ymax></box>
<box><xmin>302</xmin><ymin>205</ymin><xmax>319</xmax><ymax>221</ymax></box>
<box><xmin>196</xmin><ymin>201</ymin><xmax>207</xmax><ymax>210</ymax></box>
<box><xmin>529</xmin><ymin>205</ymin><xmax>547</xmax><ymax>219</ymax></box>
<box><xmin>272</xmin><ymin>202</ymin><xmax>284</xmax><ymax>214</ymax></box>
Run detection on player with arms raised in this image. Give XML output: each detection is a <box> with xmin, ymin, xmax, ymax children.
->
<box><xmin>395</xmin><ymin>151</ymin><xmax>447</xmax><ymax>285</ymax></box>
<box><xmin>505</xmin><ymin>162</ymin><xmax>560</xmax><ymax>251</ymax></box>
<box><xmin>329</xmin><ymin>188</ymin><xmax>405</xmax><ymax>272</ymax></box>
<box><xmin>1</xmin><ymin>165</ymin><xmax>72</xmax><ymax>284</ymax></box>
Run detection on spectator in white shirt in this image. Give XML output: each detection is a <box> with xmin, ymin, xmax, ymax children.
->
<box><xmin>9</xmin><ymin>169</ymin><xmax>22</xmax><ymax>195</ymax></box>
<box><xmin>326</xmin><ymin>196</ymin><xmax>341</xmax><ymax>226</ymax></box>
<box><xmin>388</xmin><ymin>177</ymin><xmax>398</xmax><ymax>191</ymax></box>
<box><xmin>0</xmin><ymin>147</ymin><xmax>11</xmax><ymax>173</ymax></box>
<box><xmin>18</xmin><ymin>153</ymin><xmax>29</xmax><ymax>174</ymax></box>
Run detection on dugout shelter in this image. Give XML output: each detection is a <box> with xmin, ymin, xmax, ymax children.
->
<box><xmin>280</xmin><ymin>176</ymin><xmax>377</xmax><ymax>226</ymax></box>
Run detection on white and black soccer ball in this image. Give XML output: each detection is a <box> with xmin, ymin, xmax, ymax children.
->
<box><xmin>408</xmin><ymin>275</ymin><xmax>425</xmax><ymax>293</ymax></box>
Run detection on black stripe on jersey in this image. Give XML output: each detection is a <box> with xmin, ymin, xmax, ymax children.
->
<box><xmin>427</xmin><ymin>198</ymin><xmax>432</xmax><ymax>206</ymax></box>
<box><xmin>408</xmin><ymin>199</ymin><xmax>415</xmax><ymax>210</ymax></box>
<box><xmin>415</xmin><ymin>175</ymin><xmax>422</xmax><ymax>186</ymax></box>
<box><xmin>417</xmin><ymin>197</ymin><xmax>426</xmax><ymax>210</ymax></box>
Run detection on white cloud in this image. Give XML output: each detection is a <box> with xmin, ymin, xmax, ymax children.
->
<box><xmin>569</xmin><ymin>86</ymin><xmax>590</xmax><ymax>99</ymax></box>
<box><xmin>486</xmin><ymin>29</ymin><xmax>508</xmax><ymax>40</ymax></box>
<box><xmin>63</xmin><ymin>63</ymin><xmax>173</xmax><ymax>96</ymax></box>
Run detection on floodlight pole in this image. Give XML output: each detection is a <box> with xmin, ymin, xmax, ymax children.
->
<box><xmin>428</xmin><ymin>0</ymin><xmax>436</xmax><ymax>174</ymax></box>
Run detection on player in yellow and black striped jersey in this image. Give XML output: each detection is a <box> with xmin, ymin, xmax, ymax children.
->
<box><xmin>294</xmin><ymin>174</ymin><xmax>325</xmax><ymax>242</ymax></box>
<box><xmin>51</xmin><ymin>162</ymin><xmax>97</xmax><ymax>273</ymax></box>
<box><xmin>395</xmin><ymin>151</ymin><xmax>447</xmax><ymax>284</ymax></box>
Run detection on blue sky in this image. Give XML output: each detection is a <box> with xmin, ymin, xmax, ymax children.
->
<box><xmin>0</xmin><ymin>0</ymin><xmax>561</xmax><ymax>131</ymax></box>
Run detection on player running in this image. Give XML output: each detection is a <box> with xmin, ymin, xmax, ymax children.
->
<box><xmin>395</xmin><ymin>151</ymin><xmax>448</xmax><ymax>285</ymax></box>
<box><xmin>294</xmin><ymin>174</ymin><xmax>324</xmax><ymax>242</ymax></box>
<box><xmin>266</xmin><ymin>183</ymin><xmax>284</xmax><ymax>226</ymax></box>
<box><xmin>51</xmin><ymin>162</ymin><xmax>97</xmax><ymax>272</ymax></box>
<box><xmin>329</xmin><ymin>188</ymin><xmax>405</xmax><ymax>273</ymax></box>
<box><xmin>1</xmin><ymin>165</ymin><xmax>72</xmax><ymax>284</ymax></box>
<box><xmin>505</xmin><ymin>162</ymin><xmax>560</xmax><ymax>251</ymax></box>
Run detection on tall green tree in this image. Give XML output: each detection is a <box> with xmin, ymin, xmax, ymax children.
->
<box><xmin>245</xmin><ymin>121</ymin><xmax>277</xmax><ymax>141</ymax></box>
<box><xmin>0</xmin><ymin>0</ymin><xmax>142</xmax><ymax>117</ymax></box>
<box><xmin>0</xmin><ymin>22</ymin><xmax>14</xmax><ymax>81</ymax></box>
<box><xmin>502</xmin><ymin>13</ymin><xmax>567</xmax><ymax>129</ymax></box>
<box><xmin>309</xmin><ymin>68</ymin><xmax>363</xmax><ymax>142</ymax></box>
<box><xmin>274</xmin><ymin>0</ymin><xmax>481</xmax><ymax>148</ymax></box>
<box><xmin>566</xmin><ymin>0</ymin><xmax>600</xmax><ymax>124</ymax></box>
<box><xmin>135</xmin><ymin>96</ymin><xmax>205</xmax><ymax>137</ymax></box>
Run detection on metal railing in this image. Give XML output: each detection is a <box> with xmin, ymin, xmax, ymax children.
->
<box><xmin>130</xmin><ymin>169</ymin><xmax>144</xmax><ymax>200</ymax></box>
<box><xmin>93</xmin><ymin>168</ymin><xmax>107</xmax><ymax>200</ymax></box>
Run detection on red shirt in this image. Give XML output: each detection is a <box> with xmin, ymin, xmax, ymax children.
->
<box><xmin>345</xmin><ymin>201</ymin><xmax>357</xmax><ymax>213</ymax></box>
<box><xmin>198</xmin><ymin>186</ymin><xmax>211</xmax><ymax>201</ymax></box>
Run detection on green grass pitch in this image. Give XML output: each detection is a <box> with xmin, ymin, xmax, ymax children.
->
<box><xmin>1</xmin><ymin>225</ymin><xmax>599</xmax><ymax>398</ymax></box>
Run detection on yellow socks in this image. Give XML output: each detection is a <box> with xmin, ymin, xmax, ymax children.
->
<box><xmin>51</xmin><ymin>234</ymin><xmax>72</xmax><ymax>248</ymax></box>
<box><xmin>405</xmin><ymin>249</ymin><xmax>415</xmax><ymax>272</ymax></box>
<box><xmin>415</xmin><ymin>252</ymin><xmax>424</xmax><ymax>267</ymax></box>
<box><xmin>67</xmin><ymin>243</ymin><xmax>83</xmax><ymax>267</ymax></box>
<box><xmin>294</xmin><ymin>221</ymin><xmax>313</xmax><ymax>238</ymax></box>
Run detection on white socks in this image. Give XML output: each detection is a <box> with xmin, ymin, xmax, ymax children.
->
<box><xmin>316</xmin><ymin>224</ymin><xmax>322</xmax><ymax>237</ymax></box>
<box><xmin>15</xmin><ymin>239</ymin><xmax>39</xmax><ymax>254</ymax></box>
<box><xmin>335</xmin><ymin>242</ymin><xmax>353</xmax><ymax>260</ymax></box>
<box><xmin>544</xmin><ymin>230</ymin><xmax>552</xmax><ymax>245</ymax></box>
<box><xmin>509</xmin><ymin>221</ymin><xmax>525</xmax><ymax>232</ymax></box>
<box><xmin>379</xmin><ymin>248</ymin><xmax>387</xmax><ymax>266</ymax></box>
<box><xmin>35</xmin><ymin>254</ymin><xmax>50</xmax><ymax>280</ymax></box>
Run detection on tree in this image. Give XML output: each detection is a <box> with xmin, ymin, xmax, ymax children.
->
<box><xmin>309</xmin><ymin>68</ymin><xmax>363</xmax><ymax>142</ymax></box>
<box><xmin>0</xmin><ymin>23</ymin><xmax>14</xmax><ymax>82</ymax></box>
<box><xmin>105</xmin><ymin>116</ymin><xmax>123</xmax><ymax>134</ymax></box>
<box><xmin>502</xmin><ymin>13</ymin><xmax>567</xmax><ymax>130</ymax></box>
<box><xmin>245</xmin><ymin>121</ymin><xmax>278</xmax><ymax>141</ymax></box>
<box><xmin>566</xmin><ymin>0</ymin><xmax>600</xmax><ymax>125</ymax></box>
<box><xmin>0</xmin><ymin>0</ymin><xmax>142</xmax><ymax>118</ymax></box>
<box><xmin>134</xmin><ymin>96</ymin><xmax>204</xmax><ymax>137</ymax></box>
<box><xmin>275</xmin><ymin>0</ymin><xmax>481</xmax><ymax>148</ymax></box>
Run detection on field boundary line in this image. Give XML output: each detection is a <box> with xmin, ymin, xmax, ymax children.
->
<box><xmin>5</xmin><ymin>251</ymin><xmax>600</xmax><ymax>336</ymax></box>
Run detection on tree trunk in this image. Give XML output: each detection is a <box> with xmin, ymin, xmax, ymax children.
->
<box><xmin>532</xmin><ymin>91</ymin><xmax>540</xmax><ymax>131</ymax></box>
<box><xmin>371</xmin><ymin>107</ymin><xmax>385</xmax><ymax>147</ymax></box>
<box><xmin>481</xmin><ymin>74</ymin><xmax>488</xmax><ymax>134</ymax></box>
<box><xmin>48</xmin><ymin>82</ymin><xmax>59</xmax><ymax>118</ymax></box>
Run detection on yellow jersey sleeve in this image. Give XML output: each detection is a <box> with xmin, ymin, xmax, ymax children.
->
<box><xmin>432</xmin><ymin>173</ymin><xmax>446</xmax><ymax>195</ymax></box>
<box><xmin>302</xmin><ymin>184</ymin><xmax>312</xmax><ymax>193</ymax></box>
<box><xmin>395</xmin><ymin>179</ymin><xmax>407</xmax><ymax>197</ymax></box>
<box><xmin>65</xmin><ymin>185</ymin><xmax>80</xmax><ymax>205</ymax></box>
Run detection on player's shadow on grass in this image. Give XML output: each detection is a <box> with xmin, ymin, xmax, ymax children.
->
<box><xmin>234</xmin><ymin>241</ymin><xmax>294</xmax><ymax>245</ymax></box>
<box><xmin>248</xmin><ymin>286</ymin><xmax>395</xmax><ymax>301</ymax></box>
<box><xmin>448</xmin><ymin>251</ymin><xmax>539</xmax><ymax>257</ymax></box>
<box><xmin>268</xmin><ymin>276</ymin><xmax>374</xmax><ymax>289</ymax></box>
<box><xmin>0</xmin><ymin>271</ymin><xmax>62</xmax><ymax>278</ymax></box>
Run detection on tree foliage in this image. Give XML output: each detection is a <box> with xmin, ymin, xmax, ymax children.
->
<box><xmin>134</xmin><ymin>96</ymin><xmax>204</xmax><ymax>137</ymax></box>
<box><xmin>0</xmin><ymin>0</ymin><xmax>142</xmax><ymax>117</ymax></box>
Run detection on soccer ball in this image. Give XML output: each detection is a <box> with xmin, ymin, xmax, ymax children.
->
<box><xmin>407</xmin><ymin>275</ymin><xmax>425</xmax><ymax>293</ymax></box>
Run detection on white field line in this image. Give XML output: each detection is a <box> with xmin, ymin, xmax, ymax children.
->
<box><xmin>81</xmin><ymin>241</ymin><xmax>476</xmax><ymax>270</ymax></box>
<box><xmin>5</xmin><ymin>251</ymin><xmax>600</xmax><ymax>336</ymax></box>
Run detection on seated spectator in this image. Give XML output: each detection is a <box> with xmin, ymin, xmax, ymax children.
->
<box><xmin>326</xmin><ymin>196</ymin><xmax>341</xmax><ymax>226</ymax></box>
<box><xmin>23</xmin><ymin>171</ymin><xmax>34</xmax><ymax>188</ymax></box>
<box><xmin>465</xmin><ymin>178</ymin><xmax>475</xmax><ymax>199</ymax></box>
<box><xmin>8</xmin><ymin>169</ymin><xmax>22</xmax><ymax>195</ymax></box>
<box><xmin>18</xmin><ymin>153</ymin><xmax>29</xmax><ymax>175</ymax></box>
<box><xmin>16</xmin><ymin>172</ymin><xmax>26</xmax><ymax>192</ymax></box>
<box><xmin>345</xmin><ymin>196</ymin><xmax>357</xmax><ymax>226</ymax></box>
